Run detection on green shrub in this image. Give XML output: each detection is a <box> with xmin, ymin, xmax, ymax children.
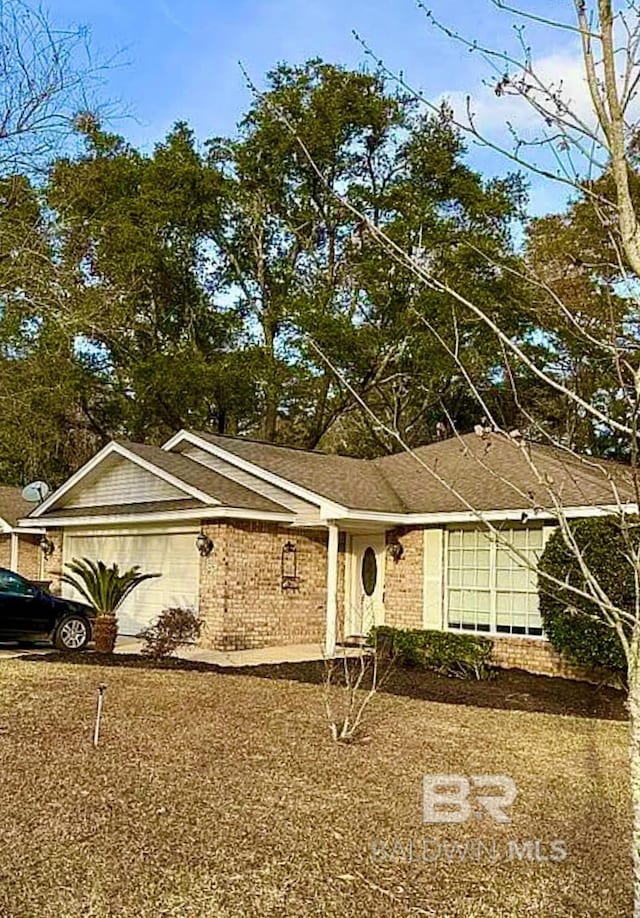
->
<box><xmin>538</xmin><ymin>517</ymin><xmax>633</xmax><ymax>674</ymax></box>
<box><xmin>370</xmin><ymin>625</ymin><xmax>494</xmax><ymax>680</ymax></box>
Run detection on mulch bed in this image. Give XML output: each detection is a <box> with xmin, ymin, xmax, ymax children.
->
<box><xmin>23</xmin><ymin>650</ymin><xmax>627</xmax><ymax>721</ymax></box>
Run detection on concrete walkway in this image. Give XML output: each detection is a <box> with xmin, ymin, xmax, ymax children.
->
<box><xmin>113</xmin><ymin>636</ymin><xmax>328</xmax><ymax>667</ymax></box>
<box><xmin>0</xmin><ymin>638</ymin><xmax>362</xmax><ymax>667</ymax></box>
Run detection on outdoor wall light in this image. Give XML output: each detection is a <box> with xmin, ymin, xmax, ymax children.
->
<box><xmin>196</xmin><ymin>530</ymin><xmax>214</xmax><ymax>558</ymax></box>
<box><xmin>281</xmin><ymin>540</ymin><xmax>299</xmax><ymax>590</ymax></box>
<box><xmin>39</xmin><ymin>536</ymin><xmax>55</xmax><ymax>559</ymax></box>
<box><xmin>386</xmin><ymin>537</ymin><xmax>404</xmax><ymax>563</ymax></box>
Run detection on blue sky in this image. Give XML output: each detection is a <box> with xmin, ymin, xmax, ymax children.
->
<box><xmin>51</xmin><ymin>0</ymin><xmax>586</xmax><ymax>215</ymax></box>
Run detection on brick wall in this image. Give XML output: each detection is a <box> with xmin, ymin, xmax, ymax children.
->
<box><xmin>378</xmin><ymin>525</ymin><xmax>611</xmax><ymax>684</ymax></box>
<box><xmin>17</xmin><ymin>536</ymin><xmax>42</xmax><ymax>581</ymax></box>
<box><xmin>199</xmin><ymin>521</ymin><xmax>345</xmax><ymax>651</ymax></box>
<box><xmin>0</xmin><ymin>534</ymin><xmax>42</xmax><ymax>578</ymax></box>
<box><xmin>0</xmin><ymin>535</ymin><xmax>10</xmax><ymax>569</ymax></box>
<box><xmin>41</xmin><ymin>530</ymin><xmax>64</xmax><ymax>594</ymax></box>
<box><xmin>490</xmin><ymin>635</ymin><xmax>613</xmax><ymax>683</ymax></box>
<box><xmin>384</xmin><ymin>527</ymin><xmax>424</xmax><ymax>630</ymax></box>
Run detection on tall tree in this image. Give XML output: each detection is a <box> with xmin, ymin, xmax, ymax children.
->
<box><xmin>48</xmin><ymin>121</ymin><xmax>256</xmax><ymax>443</ymax></box>
<box><xmin>208</xmin><ymin>61</ymin><xmax>528</xmax><ymax>449</ymax></box>
<box><xmin>0</xmin><ymin>0</ymin><xmax>110</xmax><ymax>484</ymax></box>
<box><xmin>524</xmin><ymin>167</ymin><xmax>640</xmax><ymax>457</ymax></box>
<box><xmin>208</xmin><ymin>60</ymin><xmax>407</xmax><ymax>443</ymax></box>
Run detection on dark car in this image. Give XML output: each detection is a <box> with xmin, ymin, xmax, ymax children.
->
<box><xmin>0</xmin><ymin>567</ymin><xmax>94</xmax><ymax>651</ymax></box>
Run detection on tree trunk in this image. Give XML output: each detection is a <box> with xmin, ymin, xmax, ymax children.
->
<box><xmin>628</xmin><ymin>634</ymin><xmax>640</xmax><ymax>917</ymax></box>
<box><xmin>263</xmin><ymin>392</ymin><xmax>278</xmax><ymax>442</ymax></box>
<box><xmin>262</xmin><ymin>315</ymin><xmax>279</xmax><ymax>442</ymax></box>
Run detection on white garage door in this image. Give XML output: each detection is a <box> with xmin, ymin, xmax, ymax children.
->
<box><xmin>63</xmin><ymin>529</ymin><xmax>199</xmax><ymax>635</ymax></box>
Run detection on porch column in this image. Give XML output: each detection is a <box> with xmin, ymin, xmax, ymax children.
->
<box><xmin>324</xmin><ymin>522</ymin><xmax>339</xmax><ymax>657</ymax></box>
<box><xmin>9</xmin><ymin>532</ymin><xmax>18</xmax><ymax>572</ymax></box>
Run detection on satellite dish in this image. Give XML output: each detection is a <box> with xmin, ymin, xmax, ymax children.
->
<box><xmin>21</xmin><ymin>481</ymin><xmax>51</xmax><ymax>504</ymax></box>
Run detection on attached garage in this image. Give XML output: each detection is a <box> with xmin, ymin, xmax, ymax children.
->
<box><xmin>63</xmin><ymin>528</ymin><xmax>200</xmax><ymax>635</ymax></box>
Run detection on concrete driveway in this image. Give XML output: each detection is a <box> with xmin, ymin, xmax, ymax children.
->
<box><xmin>0</xmin><ymin>643</ymin><xmax>56</xmax><ymax>659</ymax></box>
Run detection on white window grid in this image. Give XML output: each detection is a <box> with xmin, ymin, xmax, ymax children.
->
<box><xmin>445</xmin><ymin>527</ymin><xmax>545</xmax><ymax>638</ymax></box>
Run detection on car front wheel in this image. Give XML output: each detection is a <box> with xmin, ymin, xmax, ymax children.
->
<box><xmin>54</xmin><ymin>616</ymin><xmax>90</xmax><ymax>651</ymax></box>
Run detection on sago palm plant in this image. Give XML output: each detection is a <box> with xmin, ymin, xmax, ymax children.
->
<box><xmin>61</xmin><ymin>558</ymin><xmax>160</xmax><ymax>653</ymax></box>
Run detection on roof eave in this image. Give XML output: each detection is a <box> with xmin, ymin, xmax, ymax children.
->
<box><xmin>19</xmin><ymin>506</ymin><xmax>296</xmax><ymax>528</ymax></box>
<box><xmin>330</xmin><ymin>502</ymin><xmax>639</xmax><ymax>526</ymax></box>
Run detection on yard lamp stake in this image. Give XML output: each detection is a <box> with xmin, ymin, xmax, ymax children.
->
<box><xmin>93</xmin><ymin>682</ymin><xmax>107</xmax><ymax>748</ymax></box>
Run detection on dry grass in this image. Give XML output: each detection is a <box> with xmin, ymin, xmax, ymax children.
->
<box><xmin>0</xmin><ymin>658</ymin><xmax>631</xmax><ymax>917</ymax></box>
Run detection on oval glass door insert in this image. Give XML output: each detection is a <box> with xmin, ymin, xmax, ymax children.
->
<box><xmin>361</xmin><ymin>547</ymin><xmax>378</xmax><ymax>597</ymax></box>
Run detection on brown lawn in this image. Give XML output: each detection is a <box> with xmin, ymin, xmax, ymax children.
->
<box><xmin>0</xmin><ymin>657</ymin><xmax>631</xmax><ymax>918</ymax></box>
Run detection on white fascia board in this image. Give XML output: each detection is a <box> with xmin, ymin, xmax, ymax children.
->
<box><xmin>13</xmin><ymin>524</ymin><xmax>45</xmax><ymax>534</ymax></box>
<box><xmin>333</xmin><ymin>503</ymin><xmax>638</xmax><ymax>526</ymax></box>
<box><xmin>30</xmin><ymin>441</ymin><xmax>220</xmax><ymax>519</ymax></box>
<box><xmin>25</xmin><ymin>507</ymin><xmax>295</xmax><ymax>529</ymax></box>
<box><xmin>0</xmin><ymin>516</ymin><xmax>11</xmax><ymax>533</ymax></box>
<box><xmin>163</xmin><ymin>430</ymin><xmax>346</xmax><ymax>516</ymax></box>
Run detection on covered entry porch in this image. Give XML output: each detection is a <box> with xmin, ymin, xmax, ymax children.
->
<box><xmin>324</xmin><ymin>522</ymin><xmax>390</xmax><ymax>656</ymax></box>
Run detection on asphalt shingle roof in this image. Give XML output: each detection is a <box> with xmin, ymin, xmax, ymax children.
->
<box><xmin>119</xmin><ymin>442</ymin><xmax>290</xmax><ymax>514</ymax></box>
<box><xmin>374</xmin><ymin>433</ymin><xmax>635</xmax><ymax>514</ymax></box>
<box><xmin>42</xmin><ymin>499</ymin><xmax>204</xmax><ymax>519</ymax></box>
<box><xmin>188</xmin><ymin>430</ymin><xmax>634</xmax><ymax>515</ymax></box>
<box><xmin>0</xmin><ymin>486</ymin><xmax>32</xmax><ymax>527</ymax></box>
<box><xmin>188</xmin><ymin>431</ymin><xmax>407</xmax><ymax>512</ymax></box>
<box><xmin>29</xmin><ymin>431</ymin><xmax>635</xmax><ymax>525</ymax></box>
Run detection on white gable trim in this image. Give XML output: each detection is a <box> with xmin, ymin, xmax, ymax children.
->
<box><xmin>0</xmin><ymin>516</ymin><xmax>11</xmax><ymax>534</ymax></box>
<box><xmin>163</xmin><ymin>430</ymin><xmax>346</xmax><ymax>517</ymax></box>
<box><xmin>29</xmin><ymin>442</ymin><xmax>220</xmax><ymax>519</ymax></box>
<box><xmin>21</xmin><ymin>506</ymin><xmax>295</xmax><ymax>528</ymax></box>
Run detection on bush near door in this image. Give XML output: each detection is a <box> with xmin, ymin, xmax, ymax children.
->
<box><xmin>370</xmin><ymin>625</ymin><xmax>494</xmax><ymax>680</ymax></box>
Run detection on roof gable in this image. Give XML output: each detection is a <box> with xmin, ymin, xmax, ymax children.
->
<box><xmin>29</xmin><ymin>441</ymin><xmax>291</xmax><ymax>521</ymax></box>
<box><xmin>166</xmin><ymin>429</ymin><xmax>636</xmax><ymax>518</ymax></box>
<box><xmin>59</xmin><ymin>453</ymin><xmax>188</xmax><ymax>509</ymax></box>
<box><xmin>167</xmin><ymin>430</ymin><xmax>407</xmax><ymax>513</ymax></box>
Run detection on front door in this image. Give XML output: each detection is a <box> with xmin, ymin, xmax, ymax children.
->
<box><xmin>347</xmin><ymin>534</ymin><xmax>386</xmax><ymax>638</ymax></box>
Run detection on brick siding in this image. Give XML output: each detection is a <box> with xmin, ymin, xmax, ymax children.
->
<box><xmin>199</xmin><ymin>521</ymin><xmax>345</xmax><ymax>651</ymax></box>
<box><xmin>384</xmin><ymin>528</ymin><xmax>424</xmax><ymax>630</ymax></box>
<box><xmin>381</xmin><ymin>527</ymin><xmax>611</xmax><ymax>684</ymax></box>
<box><xmin>41</xmin><ymin>530</ymin><xmax>64</xmax><ymax>594</ymax></box>
<box><xmin>0</xmin><ymin>535</ymin><xmax>10</xmax><ymax>569</ymax></box>
<box><xmin>490</xmin><ymin>635</ymin><xmax>614</xmax><ymax>683</ymax></box>
<box><xmin>43</xmin><ymin>519</ymin><xmax>613</xmax><ymax>682</ymax></box>
<box><xmin>0</xmin><ymin>534</ymin><xmax>41</xmax><ymax>579</ymax></box>
<box><xmin>16</xmin><ymin>536</ymin><xmax>42</xmax><ymax>581</ymax></box>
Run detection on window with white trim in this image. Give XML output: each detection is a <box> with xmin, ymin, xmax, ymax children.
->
<box><xmin>446</xmin><ymin>527</ymin><xmax>544</xmax><ymax>637</ymax></box>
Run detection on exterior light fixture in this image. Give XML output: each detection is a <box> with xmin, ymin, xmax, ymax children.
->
<box><xmin>196</xmin><ymin>530</ymin><xmax>214</xmax><ymax>558</ymax></box>
<box><xmin>281</xmin><ymin>540</ymin><xmax>299</xmax><ymax>590</ymax></box>
<box><xmin>386</xmin><ymin>536</ymin><xmax>404</xmax><ymax>563</ymax></box>
<box><xmin>39</xmin><ymin>536</ymin><xmax>55</xmax><ymax>559</ymax></box>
